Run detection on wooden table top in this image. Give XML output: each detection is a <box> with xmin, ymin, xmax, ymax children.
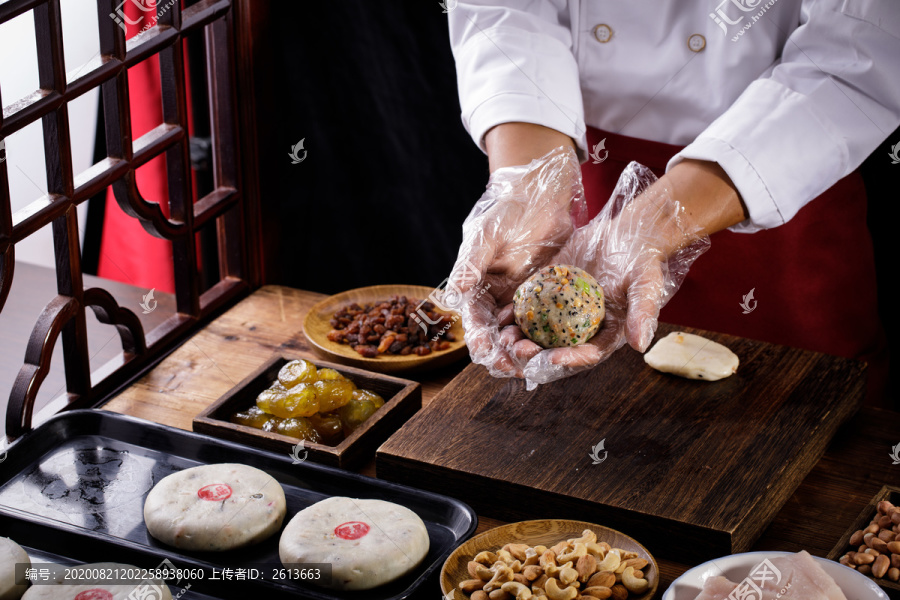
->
<box><xmin>103</xmin><ymin>285</ymin><xmax>900</xmax><ymax>598</ymax></box>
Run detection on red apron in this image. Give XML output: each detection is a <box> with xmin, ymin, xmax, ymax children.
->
<box><xmin>581</xmin><ymin>127</ymin><xmax>887</xmax><ymax>403</ymax></box>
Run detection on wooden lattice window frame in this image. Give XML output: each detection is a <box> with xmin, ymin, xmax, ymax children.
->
<box><xmin>0</xmin><ymin>0</ymin><xmax>257</xmax><ymax>438</ymax></box>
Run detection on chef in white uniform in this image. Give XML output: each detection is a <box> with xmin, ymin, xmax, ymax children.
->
<box><xmin>446</xmin><ymin>1</ymin><xmax>900</xmax><ymax>398</ymax></box>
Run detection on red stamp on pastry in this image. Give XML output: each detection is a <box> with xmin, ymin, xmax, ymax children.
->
<box><xmin>335</xmin><ymin>521</ymin><xmax>370</xmax><ymax>540</ymax></box>
<box><xmin>75</xmin><ymin>590</ymin><xmax>113</xmax><ymax>600</ymax></box>
<box><xmin>197</xmin><ymin>483</ymin><xmax>232</xmax><ymax>501</ymax></box>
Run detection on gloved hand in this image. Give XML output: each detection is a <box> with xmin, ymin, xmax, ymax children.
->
<box><xmin>442</xmin><ymin>146</ymin><xmax>587</xmax><ymax>378</ymax></box>
<box><xmin>497</xmin><ymin>162</ymin><xmax>711</xmax><ymax>388</ymax></box>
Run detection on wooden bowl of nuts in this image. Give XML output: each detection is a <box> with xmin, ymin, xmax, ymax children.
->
<box><xmin>828</xmin><ymin>486</ymin><xmax>900</xmax><ymax>594</ymax></box>
<box><xmin>440</xmin><ymin>519</ymin><xmax>658</xmax><ymax>600</ymax></box>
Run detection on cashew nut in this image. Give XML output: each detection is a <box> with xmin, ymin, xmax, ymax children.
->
<box><xmin>545</xmin><ymin>561</ymin><xmax>572</xmax><ymax>579</ymax></box>
<box><xmin>505</xmin><ymin>543</ymin><xmax>530</xmax><ymax>562</ymax></box>
<box><xmin>568</xmin><ymin>529</ymin><xmax>598</xmax><ymax>545</ymax></box>
<box><xmin>468</xmin><ymin>561</ymin><xmax>493</xmax><ymax>581</ymax></box>
<box><xmin>475</xmin><ymin>551</ymin><xmax>500</xmax><ymax>565</ymax></box>
<box><xmin>550</xmin><ymin>541</ymin><xmax>570</xmax><ymax>555</ymax></box>
<box><xmin>484</xmin><ymin>565</ymin><xmax>514</xmax><ymax>592</ymax></box>
<box><xmin>622</xmin><ymin>567</ymin><xmax>649</xmax><ymax>594</ymax></box>
<box><xmin>488</xmin><ymin>590</ymin><xmax>512</xmax><ymax>600</ymax></box>
<box><xmin>523</xmin><ymin>548</ymin><xmax>541</xmax><ymax>566</ymax></box>
<box><xmin>558</xmin><ymin>566</ymin><xmax>579</xmax><ymax>586</ymax></box>
<box><xmin>544</xmin><ymin>578</ymin><xmax>578</xmax><ymax>600</ymax></box>
<box><xmin>497</xmin><ymin>549</ymin><xmax>515</xmax><ymax>564</ymax></box>
<box><xmin>500</xmin><ymin>581</ymin><xmax>533</xmax><ymax>600</ymax></box>
<box><xmin>557</xmin><ymin>543</ymin><xmax>587</xmax><ymax>564</ymax></box>
<box><xmin>596</xmin><ymin>551</ymin><xmax>621</xmax><ymax>573</ymax></box>
<box><xmin>586</xmin><ymin>542</ymin><xmax>606</xmax><ymax>560</ymax></box>
<box><xmin>523</xmin><ymin>565</ymin><xmax>543</xmax><ymax>581</ymax></box>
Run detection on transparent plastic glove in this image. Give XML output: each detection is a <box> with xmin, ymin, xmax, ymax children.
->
<box><xmin>442</xmin><ymin>146</ymin><xmax>587</xmax><ymax>379</ymax></box>
<box><xmin>503</xmin><ymin>162</ymin><xmax>711</xmax><ymax>389</ymax></box>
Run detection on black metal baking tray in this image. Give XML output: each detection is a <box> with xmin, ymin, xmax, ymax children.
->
<box><xmin>0</xmin><ymin>508</ymin><xmax>219</xmax><ymax>599</ymax></box>
<box><xmin>0</xmin><ymin>409</ymin><xmax>477</xmax><ymax>600</ymax></box>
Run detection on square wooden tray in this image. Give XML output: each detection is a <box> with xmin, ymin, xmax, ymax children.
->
<box><xmin>827</xmin><ymin>485</ymin><xmax>900</xmax><ymax>599</ymax></box>
<box><xmin>193</xmin><ymin>354</ymin><xmax>421</xmax><ymax>469</ymax></box>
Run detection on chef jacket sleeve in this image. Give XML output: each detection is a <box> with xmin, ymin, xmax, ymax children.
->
<box><xmin>448</xmin><ymin>1</ymin><xmax>589</xmax><ymax>160</ymax></box>
<box><xmin>667</xmin><ymin>0</ymin><xmax>900</xmax><ymax>233</ymax></box>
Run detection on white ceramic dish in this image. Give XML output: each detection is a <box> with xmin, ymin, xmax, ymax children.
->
<box><xmin>663</xmin><ymin>551</ymin><xmax>888</xmax><ymax>600</ymax></box>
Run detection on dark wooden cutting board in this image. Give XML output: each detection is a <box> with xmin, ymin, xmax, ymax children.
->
<box><xmin>376</xmin><ymin>323</ymin><xmax>866</xmax><ymax>562</ymax></box>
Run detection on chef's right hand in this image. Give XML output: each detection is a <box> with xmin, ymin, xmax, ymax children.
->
<box><xmin>446</xmin><ymin>144</ymin><xmax>586</xmax><ymax>378</ymax></box>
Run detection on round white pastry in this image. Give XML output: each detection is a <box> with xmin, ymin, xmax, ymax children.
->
<box><xmin>0</xmin><ymin>537</ymin><xmax>29</xmax><ymax>600</ymax></box>
<box><xmin>279</xmin><ymin>496</ymin><xmax>430</xmax><ymax>590</ymax></box>
<box><xmin>144</xmin><ymin>463</ymin><xmax>286</xmax><ymax>551</ymax></box>
<box><xmin>22</xmin><ymin>562</ymin><xmax>172</xmax><ymax>600</ymax></box>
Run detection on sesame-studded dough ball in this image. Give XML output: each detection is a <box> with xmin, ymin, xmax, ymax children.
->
<box><xmin>514</xmin><ymin>265</ymin><xmax>605</xmax><ymax>348</ymax></box>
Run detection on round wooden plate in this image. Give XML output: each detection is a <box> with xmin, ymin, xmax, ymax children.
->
<box><xmin>440</xmin><ymin>519</ymin><xmax>658</xmax><ymax>600</ymax></box>
<box><xmin>303</xmin><ymin>284</ymin><xmax>468</xmax><ymax>374</ymax></box>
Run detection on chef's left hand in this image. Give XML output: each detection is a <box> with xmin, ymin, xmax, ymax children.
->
<box><xmin>502</xmin><ymin>160</ymin><xmax>734</xmax><ymax>388</ymax></box>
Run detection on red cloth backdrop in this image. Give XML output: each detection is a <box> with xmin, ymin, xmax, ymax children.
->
<box><xmin>97</xmin><ymin>3</ymin><xmax>197</xmax><ymax>294</ymax></box>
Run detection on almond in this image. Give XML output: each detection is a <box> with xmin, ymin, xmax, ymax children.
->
<box><xmin>874</xmin><ymin>554</ymin><xmax>890</xmax><ymax>579</ymax></box>
<box><xmin>576</xmin><ymin>555</ymin><xmax>598</xmax><ymax>582</ymax></box>
<box><xmin>582</xmin><ymin>586</ymin><xmax>612</xmax><ymax>599</ymax></box>
<box><xmin>587</xmin><ymin>571</ymin><xmax>616</xmax><ymax>589</ymax></box>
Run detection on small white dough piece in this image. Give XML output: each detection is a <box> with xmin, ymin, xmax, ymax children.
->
<box><xmin>279</xmin><ymin>496</ymin><xmax>430</xmax><ymax>591</ymax></box>
<box><xmin>144</xmin><ymin>463</ymin><xmax>286</xmax><ymax>551</ymax></box>
<box><xmin>22</xmin><ymin>562</ymin><xmax>172</xmax><ymax>600</ymax></box>
<box><xmin>0</xmin><ymin>537</ymin><xmax>29</xmax><ymax>600</ymax></box>
<box><xmin>644</xmin><ymin>332</ymin><xmax>739</xmax><ymax>381</ymax></box>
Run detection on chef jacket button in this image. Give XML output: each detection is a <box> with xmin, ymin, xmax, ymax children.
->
<box><xmin>593</xmin><ymin>24</ymin><xmax>613</xmax><ymax>43</ymax></box>
<box><xmin>688</xmin><ymin>34</ymin><xmax>706</xmax><ymax>52</ymax></box>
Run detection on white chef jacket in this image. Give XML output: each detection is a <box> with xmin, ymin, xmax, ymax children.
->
<box><xmin>448</xmin><ymin>1</ymin><xmax>900</xmax><ymax>233</ymax></box>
